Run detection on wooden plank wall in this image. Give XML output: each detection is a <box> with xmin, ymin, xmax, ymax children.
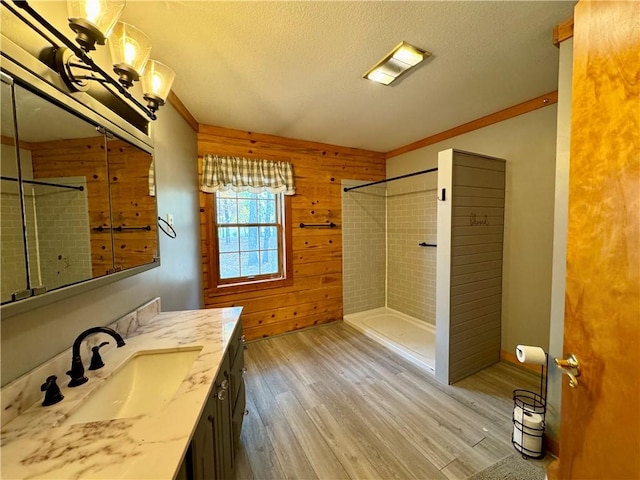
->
<box><xmin>448</xmin><ymin>151</ymin><xmax>505</xmax><ymax>383</ymax></box>
<box><xmin>30</xmin><ymin>137</ymin><xmax>156</xmax><ymax>276</ymax></box>
<box><xmin>197</xmin><ymin>125</ymin><xmax>386</xmax><ymax>340</ymax></box>
<box><xmin>106</xmin><ymin>138</ymin><xmax>158</xmax><ymax>269</ymax></box>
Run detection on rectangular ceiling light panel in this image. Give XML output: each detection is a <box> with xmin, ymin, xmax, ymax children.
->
<box><xmin>363</xmin><ymin>41</ymin><xmax>430</xmax><ymax>86</ymax></box>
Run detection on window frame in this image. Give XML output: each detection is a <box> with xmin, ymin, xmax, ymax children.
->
<box><xmin>207</xmin><ymin>191</ymin><xmax>293</xmax><ymax>294</ymax></box>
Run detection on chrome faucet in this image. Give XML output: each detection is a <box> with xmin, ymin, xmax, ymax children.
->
<box><xmin>67</xmin><ymin>327</ymin><xmax>126</xmax><ymax>387</ymax></box>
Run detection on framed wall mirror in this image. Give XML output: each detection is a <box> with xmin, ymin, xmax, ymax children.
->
<box><xmin>0</xmin><ymin>74</ymin><xmax>159</xmax><ymax>311</ymax></box>
<box><xmin>1</xmin><ymin>76</ymin><xmax>28</xmax><ymax>303</ymax></box>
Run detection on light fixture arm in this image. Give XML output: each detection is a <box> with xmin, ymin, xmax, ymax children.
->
<box><xmin>6</xmin><ymin>0</ymin><xmax>158</xmax><ymax>121</ymax></box>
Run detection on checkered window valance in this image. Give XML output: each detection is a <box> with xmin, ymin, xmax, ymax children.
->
<box><xmin>148</xmin><ymin>159</ymin><xmax>155</xmax><ymax>196</ymax></box>
<box><xmin>200</xmin><ymin>154</ymin><xmax>295</xmax><ymax>195</ymax></box>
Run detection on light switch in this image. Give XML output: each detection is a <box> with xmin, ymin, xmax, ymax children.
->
<box><xmin>166</xmin><ymin>213</ymin><xmax>174</xmax><ymax>227</ymax></box>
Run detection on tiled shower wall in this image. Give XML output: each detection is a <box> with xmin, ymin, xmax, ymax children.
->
<box><xmin>341</xmin><ymin>180</ymin><xmax>386</xmax><ymax>315</ymax></box>
<box><xmin>1</xmin><ymin>188</ymin><xmax>28</xmax><ymax>301</ymax></box>
<box><xmin>0</xmin><ymin>145</ymin><xmax>29</xmax><ymax>302</ymax></box>
<box><xmin>31</xmin><ymin>177</ymin><xmax>91</xmax><ymax>290</ymax></box>
<box><xmin>1</xmin><ymin>174</ymin><xmax>91</xmax><ymax>300</ymax></box>
<box><xmin>386</xmin><ymin>178</ymin><xmax>438</xmax><ymax>325</ymax></box>
<box><xmin>342</xmin><ymin>178</ymin><xmax>438</xmax><ymax>324</ymax></box>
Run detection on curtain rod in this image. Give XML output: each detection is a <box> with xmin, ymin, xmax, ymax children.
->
<box><xmin>1</xmin><ymin>176</ymin><xmax>84</xmax><ymax>191</ymax></box>
<box><xmin>343</xmin><ymin>167</ymin><xmax>438</xmax><ymax>193</ymax></box>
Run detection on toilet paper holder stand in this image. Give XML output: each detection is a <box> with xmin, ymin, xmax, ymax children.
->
<box><xmin>512</xmin><ymin>352</ymin><xmax>548</xmax><ymax>459</ymax></box>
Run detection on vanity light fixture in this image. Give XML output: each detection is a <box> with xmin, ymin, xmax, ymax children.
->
<box><xmin>67</xmin><ymin>0</ymin><xmax>124</xmax><ymax>51</ymax></box>
<box><xmin>141</xmin><ymin>59</ymin><xmax>176</xmax><ymax>112</ymax></box>
<box><xmin>6</xmin><ymin>0</ymin><xmax>175</xmax><ymax>121</ymax></box>
<box><xmin>363</xmin><ymin>41</ymin><xmax>430</xmax><ymax>86</ymax></box>
<box><xmin>108</xmin><ymin>21</ymin><xmax>152</xmax><ymax>88</ymax></box>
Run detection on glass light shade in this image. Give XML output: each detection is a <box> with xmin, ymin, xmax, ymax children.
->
<box><xmin>67</xmin><ymin>0</ymin><xmax>125</xmax><ymax>50</ymax></box>
<box><xmin>141</xmin><ymin>60</ymin><xmax>176</xmax><ymax>110</ymax></box>
<box><xmin>108</xmin><ymin>22</ymin><xmax>152</xmax><ymax>87</ymax></box>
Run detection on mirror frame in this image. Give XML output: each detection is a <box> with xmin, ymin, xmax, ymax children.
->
<box><xmin>1</xmin><ymin>36</ymin><xmax>160</xmax><ymax>320</ymax></box>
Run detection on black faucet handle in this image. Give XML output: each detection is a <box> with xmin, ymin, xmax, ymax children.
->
<box><xmin>68</xmin><ymin>327</ymin><xmax>126</xmax><ymax>387</ymax></box>
<box><xmin>40</xmin><ymin>375</ymin><xmax>64</xmax><ymax>406</ymax></box>
<box><xmin>88</xmin><ymin>341</ymin><xmax>110</xmax><ymax>370</ymax></box>
<box><xmin>67</xmin><ymin>356</ymin><xmax>88</xmax><ymax>387</ymax></box>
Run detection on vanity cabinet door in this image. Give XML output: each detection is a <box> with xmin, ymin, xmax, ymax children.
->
<box><xmin>178</xmin><ymin>323</ymin><xmax>245</xmax><ymax>480</ymax></box>
<box><xmin>187</xmin><ymin>394</ymin><xmax>216</xmax><ymax>480</ymax></box>
<box><xmin>174</xmin><ymin>451</ymin><xmax>189</xmax><ymax>480</ymax></box>
<box><xmin>214</xmin><ymin>354</ymin><xmax>233</xmax><ymax>480</ymax></box>
<box><xmin>231</xmin><ymin>380</ymin><xmax>246</xmax><ymax>456</ymax></box>
<box><xmin>184</xmin><ymin>353</ymin><xmax>232</xmax><ymax>480</ymax></box>
<box><xmin>229</xmin><ymin>327</ymin><xmax>247</xmax><ymax>463</ymax></box>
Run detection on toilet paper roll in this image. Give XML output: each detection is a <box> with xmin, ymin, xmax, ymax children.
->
<box><xmin>515</xmin><ymin>345</ymin><xmax>547</xmax><ymax>365</ymax></box>
<box><xmin>514</xmin><ymin>406</ymin><xmax>543</xmax><ymax>427</ymax></box>
<box><xmin>513</xmin><ymin>423</ymin><xmax>543</xmax><ymax>455</ymax></box>
<box><xmin>513</xmin><ymin>406</ymin><xmax>543</xmax><ymax>456</ymax></box>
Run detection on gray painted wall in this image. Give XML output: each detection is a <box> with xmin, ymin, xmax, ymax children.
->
<box><xmin>1</xmin><ymin>102</ymin><xmax>202</xmax><ymax>385</ymax></box>
<box><xmin>388</xmin><ymin>107</ymin><xmax>557</xmax><ymax>357</ymax></box>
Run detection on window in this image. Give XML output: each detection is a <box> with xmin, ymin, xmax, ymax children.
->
<box><xmin>212</xmin><ymin>190</ymin><xmax>291</xmax><ymax>289</ymax></box>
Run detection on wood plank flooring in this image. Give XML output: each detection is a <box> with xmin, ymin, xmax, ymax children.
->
<box><xmin>234</xmin><ymin>322</ymin><xmax>547</xmax><ymax>480</ymax></box>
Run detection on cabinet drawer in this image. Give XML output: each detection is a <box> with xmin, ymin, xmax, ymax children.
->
<box><xmin>229</xmin><ymin>343</ymin><xmax>245</xmax><ymax>407</ymax></box>
<box><xmin>227</xmin><ymin>321</ymin><xmax>245</xmax><ymax>365</ymax></box>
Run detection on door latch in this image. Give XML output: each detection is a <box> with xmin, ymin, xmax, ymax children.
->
<box><xmin>555</xmin><ymin>353</ymin><xmax>580</xmax><ymax>388</ymax></box>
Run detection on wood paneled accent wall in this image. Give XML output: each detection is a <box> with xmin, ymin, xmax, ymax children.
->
<box><xmin>198</xmin><ymin>125</ymin><xmax>386</xmax><ymax>340</ymax></box>
<box><xmin>106</xmin><ymin>138</ymin><xmax>158</xmax><ymax>270</ymax></box>
<box><xmin>30</xmin><ymin>137</ymin><xmax>157</xmax><ymax>276</ymax></box>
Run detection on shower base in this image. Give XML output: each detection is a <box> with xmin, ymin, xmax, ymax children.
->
<box><xmin>343</xmin><ymin>307</ymin><xmax>435</xmax><ymax>373</ymax></box>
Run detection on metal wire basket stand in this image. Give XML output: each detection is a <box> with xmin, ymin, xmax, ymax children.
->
<box><xmin>512</xmin><ymin>353</ymin><xmax>547</xmax><ymax>459</ymax></box>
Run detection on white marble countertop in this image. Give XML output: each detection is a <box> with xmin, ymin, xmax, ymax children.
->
<box><xmin>1</xmin><ymin>307</ymin><xmax>243</xmax><ymax>479</ymax></box>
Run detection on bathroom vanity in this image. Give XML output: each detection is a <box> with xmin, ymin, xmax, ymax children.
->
<box><xmin>177</xmin><ymin>312</ymin><xmax>247</xmax><ymax>480</ymax></box>
<box><xmin>0</xmin><ymin>305</ymin><xmax>246</xmax><ymax>479</ymax></box>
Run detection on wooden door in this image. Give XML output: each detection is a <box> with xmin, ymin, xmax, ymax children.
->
<box><xmin>555</xmin><ymin>1</ymin><xmax>639</xmax><ymax>478</ymax></box>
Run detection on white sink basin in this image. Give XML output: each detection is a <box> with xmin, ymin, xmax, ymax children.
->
<box><xmin>63</xmin><ymin>347</ymin><xmax>202</xmax><ymax>425</ymax></box>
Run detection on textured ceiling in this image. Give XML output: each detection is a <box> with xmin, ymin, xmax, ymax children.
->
<box><xmin>120</xmin><ymin>1</ymin><xmax>576</xmax><ymax>152</ymax></box>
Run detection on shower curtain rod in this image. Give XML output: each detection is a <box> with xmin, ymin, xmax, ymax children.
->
<box><xmin>343</xmin><ymin>167</ymin><xmax>438</xmax><ymax>192</ymax></box>
<box><xmin>1</xmin><ymin>176</ymin><xmax>84</xmax><ymax>191</ymax></box>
